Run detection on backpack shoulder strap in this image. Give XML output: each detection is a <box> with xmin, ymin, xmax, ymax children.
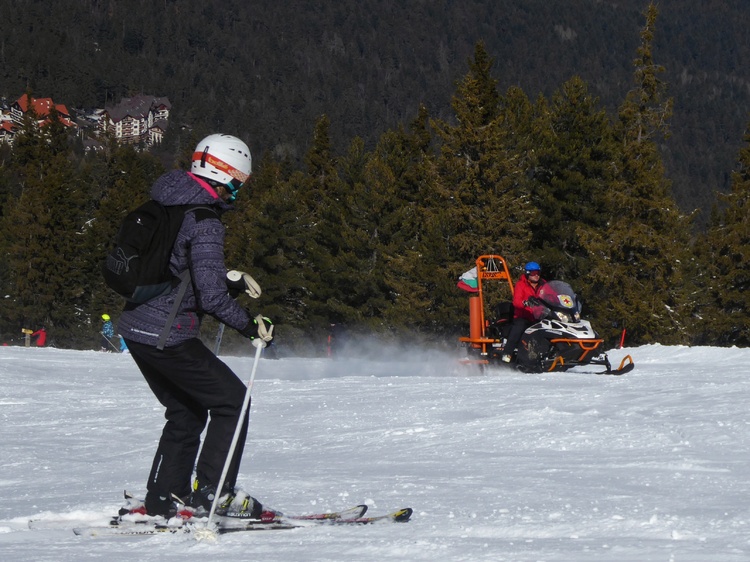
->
<box><xmin>191</xmin><ymin>206</ymin><xmax>219</xmax><ymax>222</ymax></box>
<box><xmin>162</xmin><ymin>204</ymin><xmax>218</xmax><ymax>226</ymax></box>
<box><xmin>172</xmin><ymin>205</ymin><xmax>218</xmax><ymax>224</ymax></box>
<box><xmin>156</xmin><ymin>269</ymin><xmax>191</xmax><ymax>351</ymax></box>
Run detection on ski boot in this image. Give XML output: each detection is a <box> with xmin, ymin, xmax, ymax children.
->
<box><xmin>187</xmin><ymin>480</ymin><xmax>265</xmax><ymax>519</ymax></box>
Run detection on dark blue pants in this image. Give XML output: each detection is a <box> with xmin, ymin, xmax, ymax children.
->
<box><xmin>125</xmin><ymin>338</ymin><xmax>249</xmax><ymax>513</ymax></box>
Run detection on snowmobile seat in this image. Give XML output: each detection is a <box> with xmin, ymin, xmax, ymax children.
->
<box><xmin>493</xmin><ymin>302</ymin><xmax>514</xmax><ymax>324</ymax></box>
<box><xmin>487</xmin><ymin>301</ymin><xmax>514</xmax><ymax>340</ymax></box>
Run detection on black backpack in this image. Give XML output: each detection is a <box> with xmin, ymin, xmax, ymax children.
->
<box><xmin>102</xmin><ymin>201</ymin><xmax>213</xmax><ymax>303</ymax></box>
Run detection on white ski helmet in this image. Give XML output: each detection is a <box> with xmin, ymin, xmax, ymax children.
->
<box><xmin>191</xmin><ymin>134</ymin><xmax>252</xmax><ymax>201</ymax></box>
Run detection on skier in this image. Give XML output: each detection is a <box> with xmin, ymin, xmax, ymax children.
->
<box><xmin>117</xmin><ymin>133</ymin><xmax>273</xmax><ymax>520</ymax></box>
<box><xmin>502</xmin><ymin>261</ymin><xmax>548</xmax><ymax>362</ymax></box>
<box><xmin>31</xmin><ymin>327</ymin><xmax>47</xmax><ymax>347</ymax></box>
<box><xmin>100</xmin><ymin>314</ymin><xmax>116</xmax><ymax>351</ymax></box>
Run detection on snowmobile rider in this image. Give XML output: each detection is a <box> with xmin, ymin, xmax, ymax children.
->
<box><xmin>118</xmin><ymin>133</ymin><xmax>273</xmax><ymax>519</ymax></box>
<box><xmin>502</xmin><ymin>261</ymin><xmax>548</xmax><ymax>363</ymax></box>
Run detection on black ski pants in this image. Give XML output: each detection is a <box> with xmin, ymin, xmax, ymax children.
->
<box><xmin>125</xmin><ymin>338</ymin><xmax>249</xmax><ymax>510</ymax></box>
<box><xmin>504</xmin><ymin>318</ymin><xmax>532</xmax><ymax>358</ymax></box>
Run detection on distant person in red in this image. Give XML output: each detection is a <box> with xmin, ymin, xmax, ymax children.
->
<box><xmin>502</xmin><ymin>262</ymin><xmax>547</xmax><ymax>363</ymax></box>
<box><xmin>31</xmin><ymin>327</ymin><xmax>47</xmax><ymax>347</ymax></box>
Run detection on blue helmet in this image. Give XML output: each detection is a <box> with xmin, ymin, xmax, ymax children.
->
<box><xmin>524</xmin><ymin>261</ymin><xmax>541</xmax><ymax>275</ymax></box>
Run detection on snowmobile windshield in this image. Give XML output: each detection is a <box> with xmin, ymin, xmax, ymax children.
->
<box><xmin>537</xmin><ymin>281</ymin><xmax>581</xmax><ymax>316</ymax></box>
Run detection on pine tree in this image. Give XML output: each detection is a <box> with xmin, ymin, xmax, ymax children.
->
<box><xmin>329</xmin><ymin>135</ymin><xmax>385</xmax><ymax>328</ymax></box>
<box><xmin>363</xmin><ymin>106</ymin><xmax>440</xmax><ymax>333</ymax></box>
<box><xmin>299</xmin><ymin>115</ymin><xmax>350</xmax><ymax>331</ymax></box>
<box><xmin>528</xmin><ymin>75</ymin><xmax>619</xmax><ymax>284</ymax></box>
<box><xmin>578</xmin><ymin>3</ymin><xmax>693</xmax><ymax>345</ymax></box>
<box><xmin>699</xmin><ymin>121</ymin><xmax>750</xmax><ymax>345</ymax></box>
<box><xmin>430</xmin><ymin>42</ymin><xmax>535</xmax><ymax>332</ymax></box>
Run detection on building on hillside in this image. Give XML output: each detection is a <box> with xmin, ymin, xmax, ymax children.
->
<box><xmin>0</xmin><ymin>121</ymin><xmax>16</xmax><ymax>144</ymax></box>
<box><xmin>2</xmin><ymin>94</ymin><xmax>77</xmax><ymax>145</ymax></box>
<box><xmin>100</xmin><ymin>94</ymin><xmax>171</xmax><ymax>146</ymax></box>
<box><xmin>10</xmin><ymin>94</ymin><xmax>76</xmax><ymax>127</ymax></box>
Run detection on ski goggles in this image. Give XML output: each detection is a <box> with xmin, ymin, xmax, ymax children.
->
<box><xmin>526</xmin><ymin>269</ymin><xmax>541</xmax><ymax>276</ymax></box>
<box><xmin>225</xmin><ymin>178</ymin><xmax>244</xmax><ymax>202</ymax></box>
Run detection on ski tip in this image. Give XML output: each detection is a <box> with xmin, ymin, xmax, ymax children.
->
<box><xmin>392</xmin><ymin>507</ymin><xmax>413</xmax><ymax>522</ymax></box>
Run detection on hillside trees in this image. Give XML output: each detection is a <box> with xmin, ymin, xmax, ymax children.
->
<box><xmin>576</xmin><ymin>3</ymin><xmax>693</xmax><ymax>344</ymax></box>
<box><xmin>3</xmin><ymin>0</ymin><xmax>750</xmax><ymax>226</ymax></box>
<box><xmin>0</xmin><ymin>4</ymin><xmax>744</xmax><ymax>350</ymax></box>
<box><xmin>698</xmin><ymin>121</ymin><xmax>750</xmax><ymax>345</ymax></box>
<box><xmin>0</xmin><ymin>106</ymin><xmax>90</xmax><ymax>339</ymax></box>
<box><xmin>362</xmin><ymin>106</ymin><xmax>441</xmax><ymax>334</ymax></box>
<box><xmin>228</xmin><ymin>115</ymin><xmax>348</xmax><ymax>346</ymax></box>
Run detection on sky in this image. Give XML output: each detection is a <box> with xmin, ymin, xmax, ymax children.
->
<box><xmin>1</xmin><ymin>343</ymin><xmax>749</xmax><ymax>561</ymax></box>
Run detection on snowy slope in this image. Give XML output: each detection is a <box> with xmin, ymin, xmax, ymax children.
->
<box><xmin>1</xmin><ymin>344</ymin><xmax>749</xmax><ymax>561</ymax></box>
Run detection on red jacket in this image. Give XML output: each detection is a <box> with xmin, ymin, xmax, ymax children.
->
<box><xmin>512</xmin><ymin>275</ymin><xmax>547</xmax><ymax>322</ymax></box>
<box><xmin>32</xmin><ymin>328</ymin><xmax>47</xmax><ymax>346</ymax></box>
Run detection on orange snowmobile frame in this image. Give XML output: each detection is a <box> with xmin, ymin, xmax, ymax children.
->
<box><xmin>549</xmin><ymin>338</ymin><xmax>604</xmax><ymax>363</ymax></box>
<box><xmin>458</xmin><ymin>254</ymin><xmax>514</xmax><ymax>365</ymax></box>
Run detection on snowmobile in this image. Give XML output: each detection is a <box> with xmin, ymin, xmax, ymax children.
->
<box><xmin>458</xmin><ymin>255</ymin><xmax>634</xmax><ymax>374</ymax></box>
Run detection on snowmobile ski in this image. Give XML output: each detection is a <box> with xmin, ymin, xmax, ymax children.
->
<box><xmin>598</xmin><ymin>354</ymin><xmax>635</xmax><ymax>375</ymax></box>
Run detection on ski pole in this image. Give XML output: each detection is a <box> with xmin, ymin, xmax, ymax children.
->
<box><xmin>204</xmin><ymin>340</ymin><xmax>264</xmax><ymax>532</ymax></box>
<box><xmin>214</xmin><ymin>323</ymin><xmax>226</xmax><ymax>355</ymax></box>
<box><xmin>101</xmin><ymin>333</ymin><xmax>120</xmax><ymax>352</ymax></box>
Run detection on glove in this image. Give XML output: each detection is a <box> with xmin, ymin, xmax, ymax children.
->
<box><xmin>240</xmin><ymin>314</ymin><xmax>274</xmax><ymax>347</ymax></box>
<box><xmin>226</xmin><ymin>270</ymin><xmax>261</xmax><ymax>299</ymax></box>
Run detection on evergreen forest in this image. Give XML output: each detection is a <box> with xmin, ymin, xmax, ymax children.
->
<box><xmin>1</xmin><ymin>2</ymin><xmax>750</xmax><ymax>353</ymax></box>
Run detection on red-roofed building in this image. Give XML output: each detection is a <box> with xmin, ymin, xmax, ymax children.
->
<box><xmin>0</xmin><ymin>121</ymin><xmax>17</xmax><ymax>144</ymax></box>
<box><xmin>11</xmin><ymin>94</ymin><xmax>76</xmax><ymax>129</ymax></box>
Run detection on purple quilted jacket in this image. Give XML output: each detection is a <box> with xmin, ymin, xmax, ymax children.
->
<box><xmin>117</xmin><ymin>170</ymin><xmax>252</xmax><ymax>348</ymax></box>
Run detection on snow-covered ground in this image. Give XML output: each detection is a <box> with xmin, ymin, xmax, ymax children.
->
<box><xmin>1</xmin><ymin>343</ymin><xmax>749</xmax><ymax>561</ymax></box>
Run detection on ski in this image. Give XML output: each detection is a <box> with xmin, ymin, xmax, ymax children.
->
<box><xmin>328</xmin><ymin>507</ymin><xmax>413</xmax><ymax>525</ymax></box>
<box><xmin>120</xmin><ymin>489</ymin><xmax>366</xmax><ymax>522</ymax></box>
<box><xmin>72</xmin><ymin>507</ymin><xmax>412</xmax><ymax>536</ymax></box>
<box><xmin>33</xmin><ymin>503</ymin><xmax>364</xmax><ymax>532</ymax></box>
<box><xmin>73</xmin><ymin>519</ymin><xmax>297</xmax><ymax>536</ymax></box>
<box><xmin>274</xmin><ymin>504</ymin><xmax>367</xmax><ymax>521</ymax></box>
<box><xmin>215</xmin><ymin>508</ymin><xmax>412</xmax><ymax>534</ymax></box>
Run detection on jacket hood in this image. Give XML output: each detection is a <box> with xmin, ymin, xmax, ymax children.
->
<box><xmin>150</xmin><ymin>170</ymin><xmax>233</xmax><ymax>211</ymax></box>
